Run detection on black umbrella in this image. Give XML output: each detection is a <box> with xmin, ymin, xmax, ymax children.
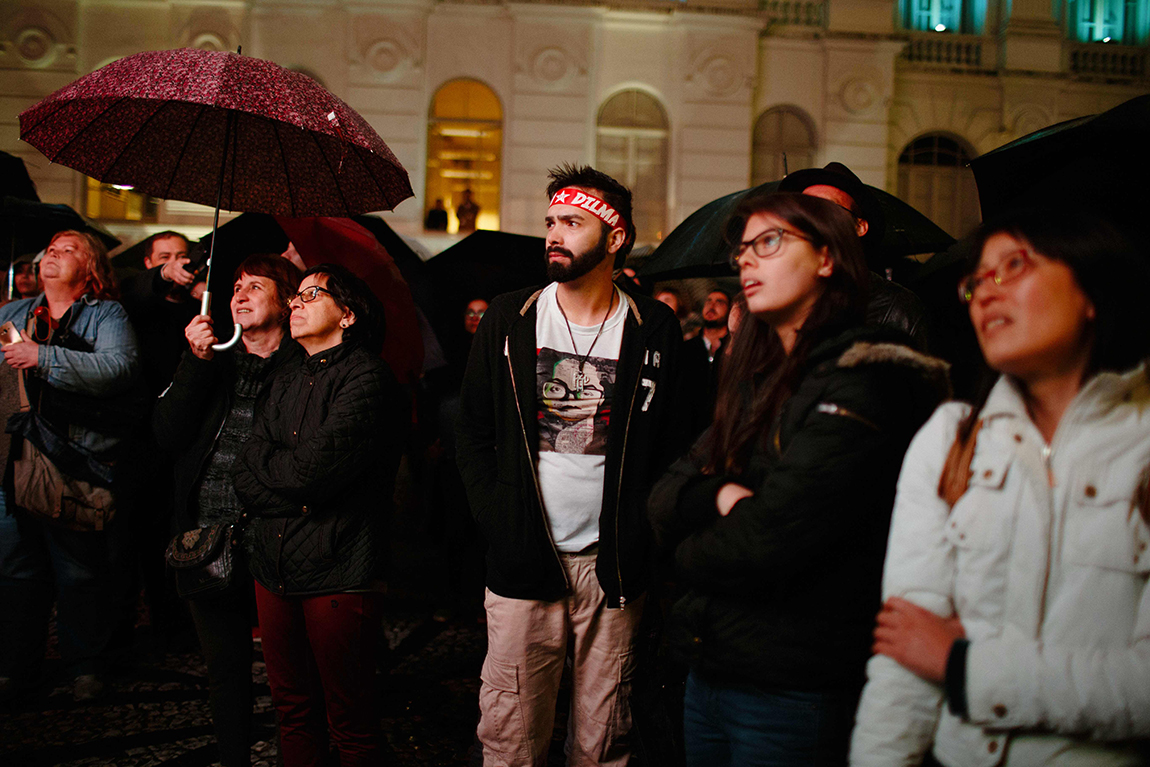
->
<box><xmin>969</xmin><ymin>94</ymin><xmax>1150</xmax><ymax>228</ymax></box>
<box><xmin>1</xmin><ymin>151</ymin><xmax>40</xmax><ymax>201</ymax></box>
<box><xmin>0</xmin><ymin>196</ymin><xmax>120</xmax><ymax>256</ymax></box>
<box><xmin>638</xmin><ymin>180</ymin><xmax>954</xmax><ymax>281</ymax></box>
<box><xmin>422</xmin><ymin>230</ymin><xmax>546</xmax><ymax>343</ymax></box>
<box><xmin>1</xmin><ymin>196</ymin><xmax>122</xmax><ymax>299</ymax></box>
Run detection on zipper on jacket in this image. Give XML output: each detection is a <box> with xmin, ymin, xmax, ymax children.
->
<box><xmin>505</xmin><ymin>336</ymin><xmax>569</xmax><ymax>589</ymax></box>
<box><xmin>612</xmin><ymin>347</ymin><xmax>648</xmax><ymax>610</ymax></box>
<box><xmin>1041</xmin><ymin>443</ymin><xmax>1054</xmax><ymax>488</ymax></box>
<box><xmin>815</xmin><ymin>402</ymin><xmax>880</xmax><ymax>431</ymax></box>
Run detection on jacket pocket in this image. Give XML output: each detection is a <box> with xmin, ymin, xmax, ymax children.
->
<box><xmin>946</xmin><ymin>448</ymin><xmax>1015</xmax><ymax>551</ymax></box>
<box><xmin>1064</xmin><ymin>464</ymin><xmax>1150</xmax><ymax>574</ymax></box>
<box><xmin>946</xmin><ymin>450</ymin><xmax>1016</xmax><ymax>622</ymax></box>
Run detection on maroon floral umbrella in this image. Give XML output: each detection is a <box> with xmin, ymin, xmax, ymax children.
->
<box><xmin>18</xmin><ymin>47</ymin><xmax>414</xmax><ymax>350</ymax></box>
<box><xmin>18</xmin><ymin>48</ymin><xmax>413</xmax><ymax>216</ymax></box>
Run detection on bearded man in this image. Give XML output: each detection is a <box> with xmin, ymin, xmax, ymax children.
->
<box><xmin>457</xmin><ymin>164</ymin><xmax>686</xmax><ymax>766</ymax></box>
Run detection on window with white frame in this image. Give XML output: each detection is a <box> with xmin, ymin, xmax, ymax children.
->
<box><xmin>897</xmin><ymin>134</ymin><xmax>981</xmax><ymax>239</ymax></box>
<box><xmin>595</xmin><ymin>90</ymin><xmax>669</xmax><ymax>245</ymax></box>
<box><xmin>752</xmin><ymin>106</ymin><xmax>817</xmax><ymax>187</ymax></box>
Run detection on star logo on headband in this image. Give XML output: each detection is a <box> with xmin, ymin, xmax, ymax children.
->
<box><xmin>552</xmin><ymin>191</ymin><xmax>569</xmax><ymax>204</ymax></box>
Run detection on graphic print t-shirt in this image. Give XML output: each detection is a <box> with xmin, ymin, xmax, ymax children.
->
<box><xmin>535</xmin><ymin>282</ymin><xmax>628</xmax><ymax>553</ymax></box>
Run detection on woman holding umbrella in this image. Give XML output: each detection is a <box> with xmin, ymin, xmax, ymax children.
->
<box><xmin>153</xmin><ymin>253</ymin><xmax>302</xmax><ymax>767</ymax></box>
<box><xmin>647</xmin><ymin>193</ymin><xmax>948</xmax><ymax>766</ymax></box>
<box><xmin>851</xmin><ymin>210</ymin><xmax>1150</xmax><ymax>766</ymax></box>
<box><xmin>233</xmin><ymin>264</ymin><xmax>406</xmax><ymax>767</ymax></box>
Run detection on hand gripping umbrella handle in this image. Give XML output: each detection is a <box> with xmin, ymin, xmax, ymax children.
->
<box><xmin>201</xmin><ymin>290</ymin><xmax>243</xmax><ymax>351</ymax></box>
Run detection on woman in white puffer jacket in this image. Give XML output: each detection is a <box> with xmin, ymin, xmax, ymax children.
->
<box><xmin>850</xmin><ymin>209</ymin><xmax>1150</xmax><ymax>767</ymax></box>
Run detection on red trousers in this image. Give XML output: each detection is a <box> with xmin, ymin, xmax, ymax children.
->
<box><xmin>254</xmin><ymin>582</ymin><xmax>383</xmax><ymax>767</ymax></box>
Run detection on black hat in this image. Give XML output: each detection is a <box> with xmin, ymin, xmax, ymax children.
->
<box><xmin>778</xmin><ymin>162</ymin><xmax>886</xmax><ymax>254</ymax></box>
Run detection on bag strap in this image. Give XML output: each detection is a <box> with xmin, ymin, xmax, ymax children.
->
<box><xmin>15</xmin><ymin>310</ymin><xmax>39</xmax><ymax>413</ymax></box>
<box><xmin>938</xmin><ymin>418</ymin><xmax>984</xmax><ymax>509</ymax></box>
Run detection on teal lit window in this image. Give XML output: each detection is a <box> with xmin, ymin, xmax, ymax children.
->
<box><xmin>902</xmin><ymin>0</ymin><xmax>986</xmax><ymax>33</ymax></box>
<box><xmin>908</xmin><ymin>0</ymin><xmax>961</xmax><ymax>31</ymax></box>
<box><xmin>1068</xmin><ymin>0</ymin><xmax>1150</xmax><ymax>43</ymax></box>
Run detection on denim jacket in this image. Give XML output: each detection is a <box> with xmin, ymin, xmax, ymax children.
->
<box><xmin>0</xmin><ymin>295</ymin><xmax>140</xmax><ymax>455</ymax></box>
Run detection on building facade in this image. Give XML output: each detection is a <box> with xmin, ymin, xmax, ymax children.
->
<box><xmin>3</xmin><ymin>0</ymin><xmax>1148</xmax><ymax>250</ymax></box>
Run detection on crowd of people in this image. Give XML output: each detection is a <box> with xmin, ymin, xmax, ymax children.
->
<box><xmin>0</xmin><ymin>158</ymin><xmax>1148</xmax><ymax>767</ymax></box>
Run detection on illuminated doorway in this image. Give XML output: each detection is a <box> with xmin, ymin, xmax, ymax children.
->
<box><xmin>425</xmin><ymin>79</ymin><xmax>502</xmax><ymax>233</ymax></box>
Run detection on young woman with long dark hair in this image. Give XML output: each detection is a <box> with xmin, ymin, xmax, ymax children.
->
<box><xmin>851</xmin><ymin>210</ymin><xmax>1150</xmax><ymax>767</ymax></box>
<box><xmin>648</xmin><ymin>193</ymin><xmax>949</xmax><ymax>766</ymax></box>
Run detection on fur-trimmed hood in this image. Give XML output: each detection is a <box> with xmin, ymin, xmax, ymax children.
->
<box><xmin>837</xmin><ymin>340</ymin><xmax>952</xmax><ymax>399</ymax></box>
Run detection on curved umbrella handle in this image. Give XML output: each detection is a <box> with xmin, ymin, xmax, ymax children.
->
<box><xmin>213</xmin><ymin>322</ymin><xmax>243</xmax><ymax>352</ymax></box>
<box><xmin>200</xmin><ymin>290</ymin><xmax>244</xmax><ymax>352</ymax></box>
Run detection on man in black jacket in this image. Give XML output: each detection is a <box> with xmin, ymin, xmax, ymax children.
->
<box><xmin>457</xmin><ymin>165</ymin><xmax>685</xmax><ymax>766</ymax></box>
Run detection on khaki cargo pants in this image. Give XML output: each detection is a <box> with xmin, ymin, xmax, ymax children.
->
<box><xmin>477</xmin><ymin>550</ymin><xmax>645</xmax><ymax>767</ymax></box>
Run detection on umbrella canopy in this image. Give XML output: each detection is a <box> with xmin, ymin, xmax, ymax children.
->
<box><xmin>113</xmin><ymin>213</ymin><xmax>288</xmax><ymax>274</ymax></box>
<box><xmin>19</xmin><ymin>48</ymin><xmax>413</xmax><ymax>217</ymax></box>
<box><xmin>352</xmin><ymin>214</ymin><xmax>428</xmax><ymax>289</ymax></box>
<box><xmin>422</xmin><ymin>229</ymin><xmax>546</xmax><ymax>344</ymax></box>
<box><xmin>970</xmin><ymin>94</ymin><xmax>1150</xmax><ymax>227</ymax></box>
<box><xmin>20</xmin><ymin>47</ymin><xmax>413</xmax><ymax>351</ymax></box>
<box><xmin>638</xmin><ymin>180</ymin><xmax>954</xmax><ymax>281</ymax></box>
<box><xmin>1</xmin><ymin>151</ymin><xmax>40</xmax><ymax>201</ymax></box>
<box><xmin>1</xmin><ymin>196</ymin><xmax>120</xmax><ymax>257</ymax></box>
<box><xmin>277</xmin><ymin>217</ymin><xmax>423</xmax><ymax>385</ymax></box>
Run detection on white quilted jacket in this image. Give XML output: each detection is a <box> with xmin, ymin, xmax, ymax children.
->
<box><xmin>851</xmin><ymin>366</ymin><xmax>1150</xmax><ymax>767</ymax></box>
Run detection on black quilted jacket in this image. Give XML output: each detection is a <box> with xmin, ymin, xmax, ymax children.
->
<box><xmin>233</xmin><ymin>341</ymin><xmax>407</xmax><ymax>595</ymax></box>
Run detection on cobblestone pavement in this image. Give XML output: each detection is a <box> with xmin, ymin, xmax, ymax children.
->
<box><xmin>0</xmin><ymin>595</ymin><xmax>494</xmax><ymax>766</ymax></box>
<box><xmin>0</xmin><ymin>471</ymin><xmax>675</xmax><ymax>766</ymax></box>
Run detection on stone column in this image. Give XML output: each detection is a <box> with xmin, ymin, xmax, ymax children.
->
<box><xmin>1002</xmin><ymin>0</ymin><xmax>1064</xmax><ymax>72</ymax></box>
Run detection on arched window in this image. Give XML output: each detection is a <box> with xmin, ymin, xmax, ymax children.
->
<box><xmin>897</xmin><ymin>133</ymin><xmax>980</xmax><ymax>239</ymax></box>
<box><xmin>595</xmin><ymin>89</ymin><xmax>669</xmax><ymax>244</ymax></box>
<box><xmin>425</xmin><ymin>79</ymin><xmax>502</xmax><ymax>233</ymax></box>
<box><xmin>752</xmin><ymin>106</ymin><xmax>817</xmax><ymax>187</ymax></box>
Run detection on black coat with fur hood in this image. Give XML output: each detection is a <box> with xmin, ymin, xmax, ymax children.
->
<box><xmin>648</xmin><ymin>324</ymin><xmax>950</xmax><ymax>691</ymax></box>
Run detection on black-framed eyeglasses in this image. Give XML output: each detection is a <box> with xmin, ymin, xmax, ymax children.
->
<box><xmin>729</xmin><ymin>228</ymin><xmax>813</xmax><ymax>270</ymax></box>
<box><xmin>957</xmin><ymin>249</ymin><xmax>1035</xmax><ymax>304</ymax></box>
<box><xmin>290</xmin><ymin>285</ymin><xmax>335</xmax><ymax>305</ymax></box>
<box><xmin>542</xmin><ymin>378</ymin><xmax>603</xmax><ymax>401</ymax></box>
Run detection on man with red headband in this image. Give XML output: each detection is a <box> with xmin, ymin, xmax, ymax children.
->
<box><xmin>458</xmin><ymin>164</ymin><xmax>686</xmax><ymax>765</ymax></box>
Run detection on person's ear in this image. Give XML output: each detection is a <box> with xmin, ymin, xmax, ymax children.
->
<box><xmin>606</xmin><ymin>227</ymin><xmax>626</xmax><ymax>255</ymax></box>
<box><xmin>855</xmin><ymin>217</ymin><xmax>869</xmax><ymax>238</ymax></box>
<box><xmin>816</xmin><ymin>247</ymin><xmax>835</xmax><ymax>278</ymax></box>
<box><xmin>340</xmin><ymin>310</ymin><xmax>357</xmax><ymax>329</ymax></box>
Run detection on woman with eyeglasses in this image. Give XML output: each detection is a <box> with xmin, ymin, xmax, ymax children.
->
<box><xmin>233</xmin><ymin>264</ymin><xmax>407</xmax><ymax>767</ymax></box>
<box><xmin>153</xmin><ymin>253</ymin><xmax>302</xmax><ymax>767</ymax></box>
<box><xmin>851</xmin><ymin>210</ymin><xmax>1150</xmax><ymax>767</ymax></box>
<box><xmin>648</xmin><ymin>193</ymin><xmax>948</xmax><ymax>766</ymax></box>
